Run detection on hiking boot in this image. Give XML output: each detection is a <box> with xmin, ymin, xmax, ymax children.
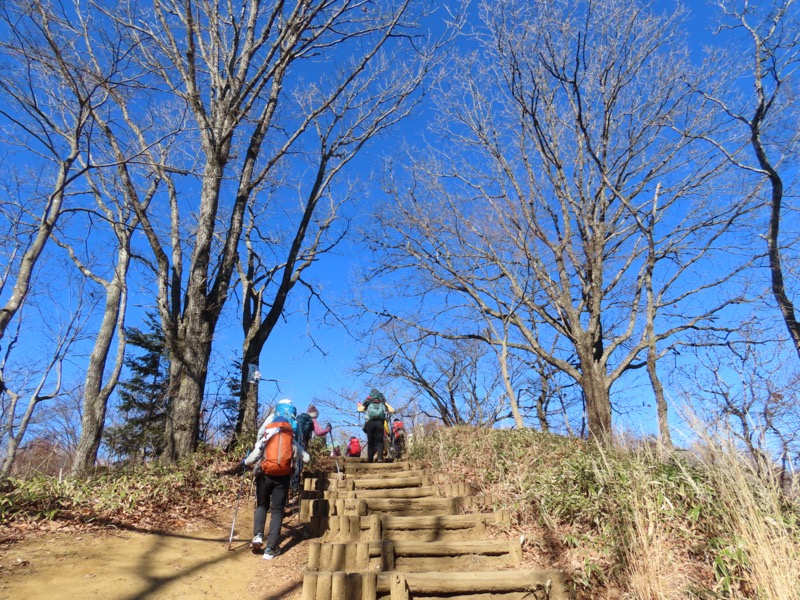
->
<box><xmin>250</xmin><ymin>534</ymin><xmax>264</xmax><ymax>550</ymax></box>
<box><xmin>263</xmin><ymin>546</ymin><xmax>281</xmax><ymax>560</ymax></box>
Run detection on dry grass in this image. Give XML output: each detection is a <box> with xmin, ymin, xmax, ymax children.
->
<box><xmin>692</xmin><ymin>434</ymin><xmax>800</xmax><ymax>598</ymax></box>
<box><xmin>410</xmin><ymin>426</ymin><xmax>800</xmax><ymax>599</ymax></box>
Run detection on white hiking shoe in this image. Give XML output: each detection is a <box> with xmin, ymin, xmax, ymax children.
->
<box><xmin>250</xmin><ymin>534</ymin><xmax>264</xmax><ymax>550</ymax></box>
<box><xmin>263</xmin><ymin>546</ymin><xmax>281</xmax><ymax>560</ymax></box>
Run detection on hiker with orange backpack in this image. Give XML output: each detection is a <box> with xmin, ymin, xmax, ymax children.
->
<box><xmin>242</xmin><ymin>399</ymin><xmax>307</xmax><ymax>560</ymax></box>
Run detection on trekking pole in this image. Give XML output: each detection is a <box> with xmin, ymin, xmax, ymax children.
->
<box><xmin>227</xmin><ymin>463</ymin><xmax>249</xmax><ymax>551</ymax></box>
<box><xmin>329</xmin><ymin>430</ymin><xmax>342</xmax><ymax>480</ymax></box>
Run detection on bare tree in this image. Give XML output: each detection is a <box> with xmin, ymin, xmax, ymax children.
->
<box><xmin>0</xmin><ymin>0</ymin><xmax>164</xmax><ymax>474</ymax></box>
<box><xmin>230</xmin><ymin>25</ymin><xmax>447</xmax><ymax>445</ymax></box>
<box><xmin>58</xmin><ymin>169</ymin><xmax>159</xmax><ymax>475</ymax></box>
<box><xmin>676</xmin><ymin>327</ymin><xmax>800</xmax><ymax>477</ymax></box>
<box><xmin>698</xmin><ymin>0</ymin><xmax>800</xmax><ymax>359</ymax></box>
<box><xmin>90</xmin><ymin>0</ymin><xmax>452</xmax><ymax>461</ymax></box>
<box><xmin>0</xmin><ymin>272</ymin><xmax>94</xmax><ymax>476</ymax></box>
<box><xmin>363</xmin><ymin>0</ymin><xmax>751</xmax><ymax>441</ymax></box>
<box><xmin>0</xmin><ymin>0</ymin><xmax>114</xmax><ymax>343</ymax></box>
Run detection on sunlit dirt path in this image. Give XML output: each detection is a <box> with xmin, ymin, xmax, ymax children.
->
<box><xmin>0</xmin><ymin>507</ymin><xmax>309</xmax><ymax>600</ymax></box>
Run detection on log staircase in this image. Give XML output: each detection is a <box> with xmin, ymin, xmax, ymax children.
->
<box><xmin>297</xmin><ymin>458</ymin><xmax>569</xmax><ymax>599</ymax></box>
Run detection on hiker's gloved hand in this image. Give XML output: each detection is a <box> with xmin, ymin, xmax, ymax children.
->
<box><xmin>325</xmin><ymin>423</ymin><xmax>332</xmax><ymax>432</ymax></box>
<box><xmin>302</xmin><ymin>451</ymin><xmax>311</xmax><ymax>463</ymax></box>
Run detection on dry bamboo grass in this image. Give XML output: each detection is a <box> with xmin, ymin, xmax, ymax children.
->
<box><xmin>691</xmin><ymin>433</ymin><xmax>800</xmax><ymax>599</ymax></box>
<box><xmin>411</xmin><ymin>425</ymin><xmax>800</xmax><ymax>599</ymax></box>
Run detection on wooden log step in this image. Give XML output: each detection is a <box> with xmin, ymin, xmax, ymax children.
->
<box><xmin>380</xmin><ymin>512</ymin><xmax>509</xmax><ymax>530</ymax></box>
<box><xmin>345</xmin><ymin>469</ymin><xmax>427</xmax><ymax>480</ymax></box>
<box><xmin>301</xmin><ymin>569</ymin><xmax>569</xmax><ymax>600</ymax></box>
<box><xmin>334</xmin><ymin>495</ymin><xmax>494</xmax><ymax>517</ymax></box>
<box><xmin>344</xmin><ymin>461</ymin><xmax>412</xmax><ymax>474</ymax></box>
<box><xmin>392</xmin><ymin>570</ymin><xmax>569</xmax><ymax>597</ymax></box>
<box><xmin>322</xmin><ymin>512</ymin><xmax>510</xmax><ymax>543</ymax></box>
<box><xmin>354</xmin><ymin>497</ymin><xmax>458</xmax><ymax>517</ymax></box>
<box><xmin>307</xmin><ymin>540</ymin><xmax>523</xmax><ymax>572</ymax></box>
<box><xmin>351</xmin><ymin>476</ymin><xmax>427</xmax><ymax>490</ymax></box>
<box><xmin>324</xmin><ymin>486</ymin><xmax>438</xmax><ymax>500</ymax></box>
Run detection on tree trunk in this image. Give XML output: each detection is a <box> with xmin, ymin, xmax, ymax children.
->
<box><xmin>164</xmin><ymin>316</ymin><xmax>212</xmax><ymax>461</ymax></box>
<box><xmin>752</xmin><ymin>130</ymin><xmax>800</xmax><ymax>359</ymax></box>
<box><xmin>71</xmin><ymin>272</ymin><xmax>127</xmax><ymax>476</ymax></box>
<box><xmin>647</xmin><ymin>342</ymin><xmax>673</xmax><ymax>450</ymax></box>
<box><xmin>581</xmin><ymin>363</ymin><xmax>612</xmax><ymax>443</ymax></box>
<box><xmin>498</xmin><ymin>335</ymin><xmax>525</xmax><ymax>428</ymax></box>
<box><xmin>535</xmin><ymin>390</ymin><xmax>550</xmax><ymax>433</ymax></box>
<box><xmin>163</xmin><ymin>158</ymin><xmax>225</xmax><ymax>461</ymax></box>
<box><xmin>0</xmin><ymin>158</ymin><xmax>77</xmax><ymax>341</ymax></box>
<box><xmin>0</xmin><ymin>392</ymin><xmax>22</xmax><ymax>476</ymax></box>
<box><xmin>230</xmin><ymin>341</ymin><xmax>264</xmax><ymax>450</ymax></box>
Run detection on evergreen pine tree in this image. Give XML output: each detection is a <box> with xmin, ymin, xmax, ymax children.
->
<box><xmin>104</xmin><ymin>313</ymin><xmax>169</xmax><ymax>463</ymax></box>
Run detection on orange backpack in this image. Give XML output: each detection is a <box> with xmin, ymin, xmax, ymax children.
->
<box><xmin>260</xmin><ymin>419</ymin><xmax>295</xmax><ymax>476</ymax></box>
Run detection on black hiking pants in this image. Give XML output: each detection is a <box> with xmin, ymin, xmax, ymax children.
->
<box><xmin>253</xmin><ymin>471</ymin><xmax>290</xmax><ymax>549</ymax></box>
<box><xmin>364</xmin><ymin>418</ymin><xmax>385</xmax><ymax>462</ymax></box>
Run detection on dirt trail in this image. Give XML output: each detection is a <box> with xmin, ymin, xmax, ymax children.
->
<box><xmin>0</xmin><ymin>508</ymin><xmax>309</xmax><ymax>600</ymax></box>
<box><xmin>2</xmin><ymin>459</ymin><xmax>568</xmax><ymax>599</ymax></box>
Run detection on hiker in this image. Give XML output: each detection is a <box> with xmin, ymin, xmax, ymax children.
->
<box><xmin>293</xmin><ymin>404</ymin><xmax>332</xmax><ymax>489</ymax></box>
<box><xmin>346</xmin><ymin>436</ymin><xmax>362</xmax><ymax>458</ymax></box>
<box><xmin>242</xmin><ymin>400</ymin><xmax>307</xmax><ymax>560</ymax></box>
<box><xmin>357</xmin><ymin>388</ymin><xmax>395</xmax><ymax>463</ymax></box>
<box><xmin>392</xmin><ymin>419</ymin><xmax>407</xmax><ymax>459</ymax></box>
<box><xmin>331</xmin><ymin>445</ymin><xmax>342</xmax><ymax>457</ymax></box>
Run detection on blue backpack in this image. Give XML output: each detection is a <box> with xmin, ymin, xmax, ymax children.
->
<box><xmin>274</xmin><ymin>400</ymin><xmax>297</xmax><ymax>431</ymax></box>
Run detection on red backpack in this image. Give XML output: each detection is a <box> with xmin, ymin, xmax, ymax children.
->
<box><xmin>347</xmin><ymin>437</ymin><xmax>362</xmax><ymax>457</ymax></box>
<box><xmin>260</xmin><ymin>419</ymin><xmax>295</xmax><ymax>476</ymax></box>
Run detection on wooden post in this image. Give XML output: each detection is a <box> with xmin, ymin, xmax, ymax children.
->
<box><xmin>356</xmin><ymin>542</ymin><xmax>370</xmax><ymax>570</ymax></box>
<box><xmin>390</xmin><ymin>574</ymin><xmax>409</xmax><ymax>600</ymax></box>
<box><xmin>331</xmin><ymin>572</ymin><xmax>347</xmax><ymax>599</ymax></box>
<box><xmin>380</xmin><ymin>540</ymin><xmax>395</xmax><ymax>572</ymax></box>
<box><xmin>331</xmin><ymin>543</ymin><xmax>346</xmax><ymax>571</ymax></box>
<box><xmin>299</xmin><ymin>498</ymin><xmax>309</xmax><ymax>523</ymax></box>
<box><xmin>367</xmin><ymin>514</ymin><xmax>381</xmax><ymax>540</ymax></box>
<box><xmin>361</xmin><ymin>572</ymin><xmax>377</xmax><ymax>600</ymax></box>
<box><xmin>315</xmin><ymin>571</ymin><xmax>332</xmax><ymax>600</ymax></box>
<box><xmin>348</xmin><ymin>515</ymin><xmax>361</xmax><ymax>542</ymax></box>
<box><xmin>307</xmin><ymin>541</ymin><xmax>321</xmax><ymax>570</ymax></box>
<box><xmin>320</xmin><ymin>542</ymin><xmax>332</xmax><ymax>571</ymax></box>
<box><xmin>301</xmin><ymin>572</ymin><xmax>318</xmax><ymax>600</ymax></box>
<box><xmin>346</xmin><ymin>572</ymin><xmax>362</xmax><ymax>600</ymax></box>
<box><xmin>474</xmin><ymin>515</ymin><xmax>486</xmax><ymax>537</ymax></box>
